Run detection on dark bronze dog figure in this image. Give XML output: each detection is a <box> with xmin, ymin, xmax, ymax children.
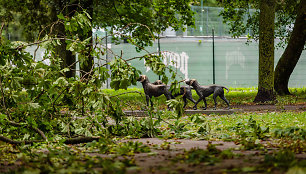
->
<box><xmin>185</xmin><ymin>79</ymin><xmax>230</xmax><ymax>110</ymax></box>
<box><xmin>137</xmin><ymin>75</ymin><xmax>173</xmax><ymax>107</ymax></box>
<box><xmin>153</xmin><ymin>80</ymin><xmax>196</xmax><ymax>108</ymax></box>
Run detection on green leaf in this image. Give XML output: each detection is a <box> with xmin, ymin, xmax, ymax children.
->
<box><xmin>110</xmin><ymin>80</ymin><xmax>120</xmax><ymax>90</ymax></box>
<box><xmin>119</xmin><ymin>79</ymin><xmax>130</xmax><ymax>89</ymax></box>
<box><xmin>83</xmin><ymin>11</ymin><xmax>92</xmax><ymax>20</ymax></box>
<box><xmin>61</xmin><ymin>68</ymin><xmax>70</xmax><ymax>73</ymax></box>
<box><xmin>57</xmin><ymin>13</ymin><xmax>65</xmax><ymax>20</ymax></box>
<box><xmin>28</xmin><ymin>102</ymin><xmax>40</xmax><ymax>109</ymax></box>
<box><xmin>53</xmin><ymin>77</ymin><xmax>69</xmax><ymax>87</ymax></box>
<box><xmin>82</xmin><ymin>87</ymin><xmax>93</xmax><ymax>95</ymax></box>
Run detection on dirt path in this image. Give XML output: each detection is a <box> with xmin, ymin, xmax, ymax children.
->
<box><xmin>121</xmin><ymin>138</ymin><xmax>306</xmax><ymax>174</ymax></box>
<box><xmin>1</xmin><ymin>104</ymin><xmax>305</xmax><ymax>174</ymax></box>
<box><xmin>122</xmin><ymin>102</ymin><xmax>306</xmax><ymax>174</ymax></box>
<box><xmin>232</xmin><ymin>103</ymin><xmax>306</xmax><ymax>112</ymax></box>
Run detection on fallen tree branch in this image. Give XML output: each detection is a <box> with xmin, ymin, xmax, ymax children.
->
<box><xmin>63</xmin><ymin>136</ymin><xmax>101</xmax><ymax>144</ymax></box>
<box><xmin>0</xmin><ymin>135</ymin><xmax>101</xmax><ymax>145</ymax></box>
<box><xmin>6</xmin><ymin>120</ymin><xmax>47</xmax><ymax>140</ymax></box>
<box><xmin>0</xmin><ymin>135</ymin><xmax>43</xmax><ymax>145</ymax></box>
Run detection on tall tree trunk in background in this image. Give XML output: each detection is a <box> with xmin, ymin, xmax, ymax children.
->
<box><xmin>51</xmin><ymin>2</ymin><xmax>76</xmax><ymax>78</ymax></box>
<box><xmin>274</xmin><ymin>0</ymin><xmax>306</xmax><ymax>95</ymax></box>
<box><xmin>80</xmin><ymin>29</ymin><xmax>94</xmax><ymax>80</ymax></box>
<box><xmin>254</xmin><ymin>0</ymin><xmax>276</xmax><ymax>103</ymax></box>
<box><xmin>80</xmin><ymin>0</ymin><xmax>94</xmax><ymax>80</ymax></box>
<box><xmin>56</xmin><ymin>24</ymin><xmax>76</xmax><ymax>78</ymax></box>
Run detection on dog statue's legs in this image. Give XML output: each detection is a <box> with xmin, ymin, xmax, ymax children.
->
<box><xmin>193</xmin><ymin>98</ymin><xmax>203</xmax><ymax>110</ymax></box>
<box><xmin>186</xmin><ymin>93</ymin><xmax>197</xmax><ymax>106</ymax></box>
<box><xmin>202</xmin><ymin>98</ymin><xmax>208</xmax><ymax>110</ymax></box>
<box><xmin>183</xmin><ymin>97</ymin><xmax>187</xmax><ymax>108</ymax></box>
<box><xmin>219</xmin><ymin>95</ymin><xmax>230</xmax><ymax>110</ymax></box>
<box><xmin>213</xmin><ymin>95</ymin><xmax>218</xmax><ymax>110</ymax></box>
<box><xmin>146</xmin><ymin>95</ymin><xmax>150</xmax><ymax>107</ymax></box>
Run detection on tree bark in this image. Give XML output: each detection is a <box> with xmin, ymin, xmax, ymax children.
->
<box><xmin>80</xmin><ymin>0</ymin><xmax>94</xmax><ymax>80</ymax></box>
<box><xmin>80</xmin><ymin>30</ymin><xmax>94</xmax><ymax>80</ymax></box>
<box><xmin>57</xmin><ymin>35</ymin><xmax>76</xmax><ymax>78</ymax></box>
<box><xmin>51</xmin><ymin>2</ymin><xmax>76</xmax><ymax>78</ymax></box>
<box><xmin>274</xmin><ymin>0</ymin><xmax>306</xmax><ymax>95</ymax></box>
<box><xmin>0</xmin><ymin>136</ymin><xmax>43</xmax><ymax>145</ymax></box>
<box><xmin>254</xmin><ymin>0</ymin><xmax>276</xmax><ymax>103</ymax></box>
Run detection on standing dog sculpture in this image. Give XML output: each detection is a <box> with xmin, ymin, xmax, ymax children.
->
<box><xmin>185</xmin><ymin>79</ymin><xmax>230</xmax><ymax>110</ymax></box>
<box><xmin>137</xmin><ymin>75</ymin><xmax>173</xmax><ymax>108</ymax></box>
<box><xmin>153</xmin><ymin>80</ymin><xmax>196</xmax><ymax>108</ymax></box>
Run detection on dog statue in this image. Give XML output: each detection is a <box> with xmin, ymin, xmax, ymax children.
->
<box><xmin>185</xmin><ymin>79</ymin><xmax>230</xmax><ymax>110</ymax></box>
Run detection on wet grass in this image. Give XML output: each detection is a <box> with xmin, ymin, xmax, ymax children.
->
<box><xmin>103</xmin><ymin>87</ymin><xmax>306</xmax><ymax>110</ymax></box>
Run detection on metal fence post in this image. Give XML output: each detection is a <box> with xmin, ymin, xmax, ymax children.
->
<box><xmin>212</xmin><ymin>28</ymin><xmax>215</xmax><ymax>84</ymax></box>
<box><xmin>158</xmin><ymin>34</ymin><xmax>161</xmax><ymax>80</ymax></box>
<box><xmin>106</xmin><ymin>30</ymin><xmax>110</xmax><ymax>89</ymax></box>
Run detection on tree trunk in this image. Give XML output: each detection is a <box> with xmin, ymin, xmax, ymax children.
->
<box><xmin>80</xmin><ymin>29</ymin><xmax>94</xmax><ymax>80</ymax></box>
<box><xmin>274</xmin><ymin>0</ymin><xmax>306</xmax><ymax>95</ymax></box>
<box><xmin>254</xmin><ymin>0</ymin><xmax>276</xmax><ymax>103</ymax></box>
<box><xmin>57</xmin><ymin>35</ymin><xmax>76</xmax><ymax>78</ymax></box>
<box><xmin>51</xmin><ymin>2</ymin><xmax>76</xmax><ymax>78</ymax></box>
<box><xmin>80</xmin><ymin>0</ymin><xmax>94</xmax><ymax>80</ymax></box>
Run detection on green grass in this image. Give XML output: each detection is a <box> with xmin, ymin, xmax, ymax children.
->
<box><xmin>155</xmin><ymin>111</ymin><xmax>306</xmax><ymax>142</ymax></box>
<box><xmin>102</xmin><ymin>87</ymin><xmax>306</xmax><ymax>110</ymax></box>
<box><xmin>103</xmin><ymin>87</ymin><xmax>306</xmax><ymax>142</ymax></box>
<box><xmin>1</xmin><ymin>89</ymin><xmax>305</xmax><ymax>174</ymax></box>
<box><xmin>206</xmin><ymin>112</ymin><xmax>306</xmax><ymax>136</ymax></box>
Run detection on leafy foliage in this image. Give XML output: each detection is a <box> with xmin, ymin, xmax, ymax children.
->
<box><xmin>110</xmin><ymin>57</ymin><xmax>141</xmax><ymax>90</ymax></box>
<box><xmin>263</xmin><ymin>150</ymin><xmax>302</xmax><ymax>171</ymax></box>
<box><xmin>15</xmin><ymin>145</ymin><xmax>136</xmax><ymax>174</ymax></box>
<box><xmin>273</xmin><ymin>127</ymin><xmax>306</xmax><ymax>140</ymax></box>
<box><xmin>0</xmin><ymin>8</ymin><xmax>183</xmax><ymax>145</ymax></box>
<box><xmin>0</xmin><ymin>1</ymin><xmax>306</xmax><ymax>173</ymax></box>
<box><xmin>174</xmin><ymin>142</ymin><xmax>234</xmax><ymax>165</ymax></box>
<box><xmin>94</xmin><ymin>0</ymin><xmax>195</xmax><ymax>51</ymax></box>
<box><xmin>218</xmin><ymin>0</ymin><xmax>298</xmax><ymax>47</ymax></box>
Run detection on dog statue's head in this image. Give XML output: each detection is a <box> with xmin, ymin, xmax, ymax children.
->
<box><xmin>185</xmin><ymin>79</ymin><xmax>196</xmax><ymax>86</ymax></box>
<box><xmin>152</xmin><ymin>80</ymin><xmax>164</xmax><ymax>85</ymax></box>
<box><xmin>137</xmin><ymin>75</ymin><xmax>148</xmax><ymax>83</ymax></box>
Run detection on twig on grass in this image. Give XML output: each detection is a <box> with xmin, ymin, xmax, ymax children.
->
<box><xmin>62</xmin><ymin>136</ymin><xmax>100</xmax><ymax>144</ymax></box>
<box><xmin>0</xmin><ymin>136</ymin><xmax>43</xmax><ymax>145</ymax></box>
<box><xmin>6</xmin><ymin>120</ymin><xmax>47</xmax><ymax>140</ymax></box>
<box><xmin>0</xmin><ymin>135</ymin><xmax>101</xmax><ymax>145</ymax></box>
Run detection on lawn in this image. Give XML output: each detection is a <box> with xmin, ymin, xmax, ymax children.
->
<box><xmin>0</xmin><ymin>88</ymin><xmax>306</xmax><ymax>173</ymax></box>
<box><xmin>104</xmin><ymin>87</ymin><xmax>306</xmax><ymax>110</ymax></box>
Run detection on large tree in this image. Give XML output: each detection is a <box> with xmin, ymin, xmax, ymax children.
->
<box><xmin>274</xmin><ymin>0</ymin><xmax>306</xmax><ymax>95</ymax></box>
<box><xmin>0</xmin><ymin>0</ymin><xmax>195</xmax><ymax>145</ymax></box>
<box><xmin>1</xmin><ymin>0</ymin><xmax>194</xmax><ymax>80</ymax></box>
<box><xmin>218</xmin><ymin>0</ymin><xmax>305</xmax><ymax>97</ymax></box>
<box><xmin>0</xmin><ymin>0</ymin><xmax>94</xmax><ymax>78</ymax></box>
<box><xmin>93</xmin><ymin>0</ymin><xmax>195</xmax><ymax>51</ymax></box>
<box><xmin>254</xmin><ymin>0</ymin><xmax>276</xmax><ymax>102</ymax></box>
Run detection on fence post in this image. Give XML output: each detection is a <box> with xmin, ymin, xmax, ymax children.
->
<box><xmin>212</xmin><ymin>28</ymin><xmax>215</xmax><ymax>84</ymax></box>
<box><xmin>106</xmin><ymin>30</ymin><xmax>110</xmax><ymax>89</ymax></box>
<box><xmin>201</xmin><ymin>0</ymin><xmax>204</xmax><ymax>35</ymax></box>
<box><xmin>158</xmin><ymin>33</ymin><xmax>161</xmax><ymax>80</ymax></box>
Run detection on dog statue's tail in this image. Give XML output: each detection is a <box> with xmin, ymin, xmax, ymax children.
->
<box><xmin>223</xmin><ymin>86</ymin><xmax>230</xmax><ymax>93</ymax></box>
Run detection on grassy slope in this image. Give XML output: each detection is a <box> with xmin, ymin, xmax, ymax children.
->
<box><xmin>103</xmin><ymin>87</ymin><xmax>306</xmax><ymax>140</ymax></box>
<box><xmin>103</xmin><ymin>87</ymin><xmax>306</xmax><ymax>110</ymax></box>
<box><xmin>1</xmin><ymin>88</ymin><xmax>305</xmax><ymax>173</ymax></box>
